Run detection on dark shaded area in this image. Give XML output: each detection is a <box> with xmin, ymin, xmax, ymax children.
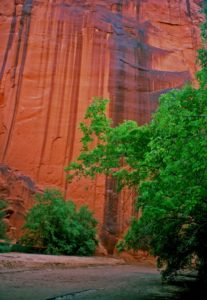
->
<box><xmin>176</xmin><ymin>279</ymin><xmax>207</xmax><ymax>300</ymax></box>
<box><xmin>186</xmin><ymin>0</ymin><xmax>192</xmax><ymax>17</ymax></box>
<box><xmin>101</xmin><ymin>177</ymin><xmax>119</xmax><ymax>254</ymax></box>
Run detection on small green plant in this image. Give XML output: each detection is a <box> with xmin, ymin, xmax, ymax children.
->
<box><xmin>0</xmin><ymin>242</ymin><xmax>11</xmax><ymax>253</ymax></box>
<box><xmin>20</xmin><ymin>189</ymin><xmax>98</xmax><ymax>256</ymax></box>
<box><xmin>0</xmin><ymin>199</ymin><xmax>7</xmax><ymax>240</ymax></box>
<box><xmin>0</xmin><ymin>199</ymin><xmax>10</xmax><ymax>253</ymax></box>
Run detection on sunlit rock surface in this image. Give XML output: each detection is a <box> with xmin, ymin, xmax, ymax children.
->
<box><xmin>0</xmin><ymin>0</ymin><xmax>203</xmax><ymax>251</ymax></box>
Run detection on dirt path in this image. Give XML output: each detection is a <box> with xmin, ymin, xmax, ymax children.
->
<box><xmin>0</xmin><ymin>253</ymin><xmax>191</xmax><ymax>300</ymax></box>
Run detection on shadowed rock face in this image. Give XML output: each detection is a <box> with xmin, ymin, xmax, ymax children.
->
<box><xmin>0</xmin><ymin>0</ymin><xmax>203</xmax><ymax>251</ymax></box>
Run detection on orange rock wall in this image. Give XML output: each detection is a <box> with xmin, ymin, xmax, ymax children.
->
<box><xmin>0</xmin><ymin>0</ymin><xmax>203</xmax><ymax>251</ymax></box>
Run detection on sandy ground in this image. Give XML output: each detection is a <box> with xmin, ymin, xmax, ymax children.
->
<box><xmin>0</xmin><ymin>253</ymin><xmax>193</xmax><ymax>300</ymax></box>
<box><xmin>0</xmin><ymin>252</ymin><xmax>126</xmax><ymax>270</ymax></box>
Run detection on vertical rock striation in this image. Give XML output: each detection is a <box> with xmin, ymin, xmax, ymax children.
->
<box><xmin>0</xmin><ymin>0</ymin><xmax>203</xmax><ymax>251</ymax></box>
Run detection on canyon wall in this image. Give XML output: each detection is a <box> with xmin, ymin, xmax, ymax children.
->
<box><xmin>0</xmin><ymin>0</ymin><xmax>203</xmax><ymax>250</ymax></box>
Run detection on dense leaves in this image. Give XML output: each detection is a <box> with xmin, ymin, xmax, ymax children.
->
<box><xmin>65</xmin><ymin>97</ymin><xmax>150</xmax><ymax>191</ymax></box>
<box><xmin>67</xmin><ymin>90</ymin><xmax>207</xmax><ymax>278</ymax></box>
<box><xmin>122</xmin><ymin>85</ymin><xmax>207</xmax><ymax>279</ymax></box>
<box><xmin>20</xmin><ymin>189</ymin><xmax>98</xmax><ymax>256</ymax></box>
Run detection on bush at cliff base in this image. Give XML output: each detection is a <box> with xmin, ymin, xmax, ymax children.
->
<box><xmin>19</xmin><ymin>189</ymin><xmax>98</xmax><ymax>256</ymax></box>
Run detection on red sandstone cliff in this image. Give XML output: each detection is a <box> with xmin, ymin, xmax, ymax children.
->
<box><xmin>0</xmin><ymin>0</ymin><xmax>203</xmax><ymax>251</ymax></box>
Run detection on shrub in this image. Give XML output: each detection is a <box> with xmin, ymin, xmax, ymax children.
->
<box><xmin>0</xmin><ymin>199</ymin><xmax>10</xmax><ymax>253</ymax></box>
<box><xmin>0</xmin><ymin>199</ymin><xmax>7</xmax><ymax>240</ymax></box>
<box><xmin>0</xmin><ymin>242</ymin><xmax>11</xmax><ymax>253</ymax></box>
<box><xmin>20</xmin><ymin>189</ymin><xmax>98</xmax><ymax>256</ymax></box>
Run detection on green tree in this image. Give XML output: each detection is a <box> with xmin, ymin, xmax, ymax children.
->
<box><xmin>122</xmin><ymin>84</ymin><xmax>207</xmax><ymax>280</ymax></box>
<box><xmin>67</xmin><ymin>94</ymin><xmax>207</xmax><ymax>278</ymax></box>
<box><xmin>66</xmin><ymin>9</ymin><xmax>207</xmax><ymax>280</ymax></box>
<box><xmin>20</xmin><ymin>189</ymin><xmax>98</xmax><ymax>256</ymax></box>
<box><xmin>66</xmin><ymin>97</ymin><xmax>150</xmax><ymax>191</ymax></box>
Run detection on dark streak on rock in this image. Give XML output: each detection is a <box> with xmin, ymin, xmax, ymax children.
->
<box><xmin>186</xmin><ymin>0</ymin><xmax>191</xmax><ymax>17</ymax></box>
<box><xmin>0</xmin><ymin>5</ymin><xmax>17</xmax><ymax>82</ymax></box>
<box><xmin>38</xmin><ymin>19</ymin><xmax>62</xmax><ymax>165</ymax></box>
<box><xmin>2</xmin><ymin>0</ymin><xmax>33</xmax><ymax>161</ymax></box>
<box><xmin>18</xmin><ymin>175</ymin><xmax>36</xmax><ymax>192</ymax></box>
<box><xmin>0</xmin><ymin>164</ymin><xmax>10</xmax><ymax>175</ymax></box>
<box><xmin>66</xmin><ymin>32</ymin><xmax>83</xmax><ymax>163</ymax></box>
<box><xmin>101</xmin><ymin>177</ymin><xmax>119</xmax><ymax>254</ymax></box>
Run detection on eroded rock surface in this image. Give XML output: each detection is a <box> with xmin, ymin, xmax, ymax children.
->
<box><xmin>0</xmin><ymin>0</ymin><xmax>203</xmax><ymax>250</ymax></box>
<box><xmin>0</xmin><ymin>164</ymin><xmax>38</xmax><ymax>240</ymax></box>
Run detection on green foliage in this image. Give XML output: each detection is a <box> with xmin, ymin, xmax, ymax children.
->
<box><xmin>0</xmin><ymin>242</ymin><xmax>11</xmax><ymax>253</ymax></box>
<box><xmin>196</xmin><ymin>3</ymin><xmax>207</xmax><ymax>88</ymax></box>
<box><xmin>66</xmin><ymin>11</ymin><xmax>207</xmax><ymax>280</ymax></box>
<box><xmin>0</xmin><ymin>199</ymin><xmax>7</xmax><ymax>240</ymax></box>
<box><xmin>65</xmin><ymin>97</ymin><xmax>150</xmax><ymax>191</ymax></box>
<box><xmin>20</xmin><ymin>189</ymin><xmax>98</xmax><ymax>256</ymax></box>
<box><xmin>0</xmin><ymin>199</ymin><xmax>9</xmax><ymax>253</ymax></box>
<box><xmin>123</xmin><ymin>84</ymin><xmax>207</xmax><ymax>280</ymax></box>
<box><xmin>67</xmin><ymin>91</ymin><xmax>207</xmax><ymax>278</ymax></box>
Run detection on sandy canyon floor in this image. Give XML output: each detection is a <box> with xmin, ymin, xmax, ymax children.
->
<box><xmin>0</xmin><ymin>253</ymin><xmax>202</xmax><ymax>300</ymax></box>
